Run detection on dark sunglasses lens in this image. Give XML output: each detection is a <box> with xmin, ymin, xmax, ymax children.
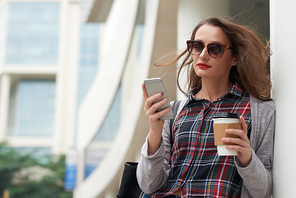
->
<box><xmin>187</xmin><ymin>41</ymin><xmax>204</xmax><ymax>54</ymax></box>
<box><xmin>208</xmin><ymin>44</ymin><xmax>224</xmax><ymax>57</ymax></box>
<box><xmin>191</xmin><ymin>41</ymin><xmax>204</xmax><ymax>54</ymax></box>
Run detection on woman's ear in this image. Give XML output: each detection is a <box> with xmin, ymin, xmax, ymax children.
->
<box><xmin>231</xmin><ymin>57</ymin><xmax>237</xmax><ymax>66</ymax></box>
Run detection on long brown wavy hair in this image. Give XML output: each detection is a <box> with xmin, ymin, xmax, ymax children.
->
<box><xmin>155</xmin><ymin>16</ymin><xmax>272</xmax><ymax>101</ymax></box>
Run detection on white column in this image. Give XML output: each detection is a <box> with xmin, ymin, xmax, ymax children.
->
<box><xmin>0</xmin><ymin>74</ymin><xmax>10</xmax><ymax>140</ymax></box>
<box><xmin>270</xmin><ymin>0</ymin><xmax>296</xmax><ymax>196</ymax></box>
<box><xmin>54</xmin><ymin>0</ymin><xmax>80</xmax><ymax>154</ymax></box>
<box><xmin>177</xmin><ymin>0</ymin><xmax>230</xmax><ymax>99</ymax></box>
<box><xmin>61</xmin><ymin>0</ymin><xmax>80</xmax><ymax>153</ymax></box>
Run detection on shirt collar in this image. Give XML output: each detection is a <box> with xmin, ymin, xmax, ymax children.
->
<box><xmin>228</xmin><ymin>82</ymin><xmax>244</xmax><ymax>97</ymax></box>
<box><xmin>187</xmin><ymin>82</ymin><xmax>244</xmax><ymax>104</ymax></box>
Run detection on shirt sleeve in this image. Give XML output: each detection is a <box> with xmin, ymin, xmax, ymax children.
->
<box><xmin>136</xmin><ymin>119</ymin><xmax>172</xmax><ymax>194</ymax></box>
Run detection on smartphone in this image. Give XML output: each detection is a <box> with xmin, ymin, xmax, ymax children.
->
<box><xmin>143</xmin><ymin>78</ymin><xmax>174</xmax><ymax>120</ymax></box>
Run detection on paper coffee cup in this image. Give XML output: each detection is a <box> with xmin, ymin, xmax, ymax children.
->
<box><xmin>213</xmin><ymin>112</ymin><xmax>241</xmax><ymax>156</ymax></box>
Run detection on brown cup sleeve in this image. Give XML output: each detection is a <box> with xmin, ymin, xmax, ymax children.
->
<box><xmin>213</xmin><ymin>123</ymin><xmax>241</xmax><ymax>145</ymax></box>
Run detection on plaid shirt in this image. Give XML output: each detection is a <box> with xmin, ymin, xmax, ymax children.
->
<box><xmin>151</xmin><ymin>83</ymin><xmax>252</xmax><ymax>198</ymax></box>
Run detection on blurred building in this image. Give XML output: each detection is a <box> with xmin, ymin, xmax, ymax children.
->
<box><xmin>0</xmin><ymin>0</ymin><xmax>295</xmax><ymax>197</ymax></box>
<box><xmin>0</xmin><ymin>0</ymin><xmax>100</xmax><ymax>191</ymax></box>
<box><xmin>0</xmin><ymin>0</ymin><xmax>100</xmax><ymax>154</ymax></box>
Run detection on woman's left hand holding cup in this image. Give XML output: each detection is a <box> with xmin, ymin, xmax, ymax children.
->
<box><xmin>222</xmin><ymin>116</ymin><xmax>252</xmax><ymax>167</ymax></box>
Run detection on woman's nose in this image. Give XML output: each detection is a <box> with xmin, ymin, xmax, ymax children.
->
<box><xmin>199</xmin><ymin>46</ymin><xmax>210</xmax><ymax>60</ymax></box>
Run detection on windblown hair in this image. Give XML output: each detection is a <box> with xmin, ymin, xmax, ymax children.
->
<box><xmin>155</xmin><ymin>16</ymin><xmax>272</xmax><ymax>101</ymax></box>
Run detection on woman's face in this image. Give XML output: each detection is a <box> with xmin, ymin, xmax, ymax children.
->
<box><xmin>192</xmin><ymin>24</ymin><xmax>236</xmax><ymax>83</ymax></box>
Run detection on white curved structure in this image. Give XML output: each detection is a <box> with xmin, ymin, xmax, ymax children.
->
<box><xmin>75</xmin><ymin>0</ymin><xmax>142</xmax><ymax>196</ymax></box>
<box><xmin>75</xmin><ymin>0</ymin><xmax>177</xmax><ymax>197</ymax></box>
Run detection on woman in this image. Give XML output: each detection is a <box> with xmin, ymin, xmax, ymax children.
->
<box><xmin>137</xmin><ymin>16</ymin><xmax>275</xmax><ymax>198</ymax></box>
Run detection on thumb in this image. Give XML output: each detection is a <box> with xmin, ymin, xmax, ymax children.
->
<box><xmin>239</xmin><ymin>116</ymin><xmax>248</xmax><ymax>134</ymax></box>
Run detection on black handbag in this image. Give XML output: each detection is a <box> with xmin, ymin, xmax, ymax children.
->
<box><xmin>117</xmin><ymin>162</ymin><xmax>143</xmax><ymax>198</ymax></box>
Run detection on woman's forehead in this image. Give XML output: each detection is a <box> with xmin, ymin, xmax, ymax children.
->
<box><xmin>194</xmin><ymin>24</ymin><xmax>230</xmax><ymax>45</ymax></box>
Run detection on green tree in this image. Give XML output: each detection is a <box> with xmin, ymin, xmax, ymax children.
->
<box><xmin>0</xmin><ymin>142</ymin><xmax>73</xmax><ymax>198</ymax></box>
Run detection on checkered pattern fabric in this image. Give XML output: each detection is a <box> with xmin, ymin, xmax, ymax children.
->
<box><xmin>151</xmin><ymin>83</ymin><xmax>252</xmax><ymax>198</ymax></box>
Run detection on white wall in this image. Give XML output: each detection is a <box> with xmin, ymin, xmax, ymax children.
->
<box><xmin>270</xmin><ymin>0</ymin><xmax>296</xmax><ymax>196</ymax></box>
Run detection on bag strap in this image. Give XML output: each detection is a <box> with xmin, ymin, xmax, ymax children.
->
<box><xmin>170</xmin><ymin>100</ymin><xmax>181</xmax><ymax>146</ymax></box>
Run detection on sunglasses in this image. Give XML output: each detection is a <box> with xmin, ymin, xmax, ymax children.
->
<box><xmin>186</xmin><ymin>40</ymin><xmax>233</xmax><ymax>58</ymax></box>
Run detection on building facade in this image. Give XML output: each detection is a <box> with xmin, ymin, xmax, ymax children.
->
<box><xmin>0</xmin><ymin>0</ymin><xmax>97</xmax><ymax>161</ymax></box>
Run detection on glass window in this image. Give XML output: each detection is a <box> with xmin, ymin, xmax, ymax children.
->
<box><xmin>77</xmin><ymin>23</ymin><xmax>100</xmax><ymax>107</ymax></box>
<box><xmin>7</xmin><ymin>79</ymin><xmax>56</xmax><ymax>137</ymax></box>
<box><xmin>94</xmin><ymin>86</ymin><xmax>121</xmax><ymax>141</ymax></box>
<box><xmin>5</xmin><ymin>2</ymin><xmax>60</xmax><ymax>64</ymax></box>
<box><xmin>84</xmin><ymin>86</ymin><xmax>121</xmax><ymax>179</ymax></box>
<box><xmin>136</xmin><ymin>25</ymin><xmax>144</xmax><ymax>58</ymax></box>
<box><xmin>0</xmin><ymin>6</ymin><xmax>9</xmax><ymax>65</ymax></box>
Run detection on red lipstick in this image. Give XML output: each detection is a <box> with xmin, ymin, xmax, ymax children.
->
<box><xmin>197</xmin><ymin>63</ymin><xmax>211</xmax><ymax>69</ymax></box>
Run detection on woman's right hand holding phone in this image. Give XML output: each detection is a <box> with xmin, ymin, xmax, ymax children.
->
<box><xmin>142</xmin><ymin>83</ymin><xmax>171</xmax><ymax>155</ymax></box>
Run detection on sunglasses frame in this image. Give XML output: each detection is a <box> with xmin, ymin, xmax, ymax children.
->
<box><xmin>186</xmin><ymin>40</ymin><xmax>233</xmax><ymax>58</ymax></box>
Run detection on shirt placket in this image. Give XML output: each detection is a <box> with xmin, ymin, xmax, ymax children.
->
<box><xmin>183</xmin><ymin>100</ymin><xmax>213</xmax><ymax>196</ymax></box>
